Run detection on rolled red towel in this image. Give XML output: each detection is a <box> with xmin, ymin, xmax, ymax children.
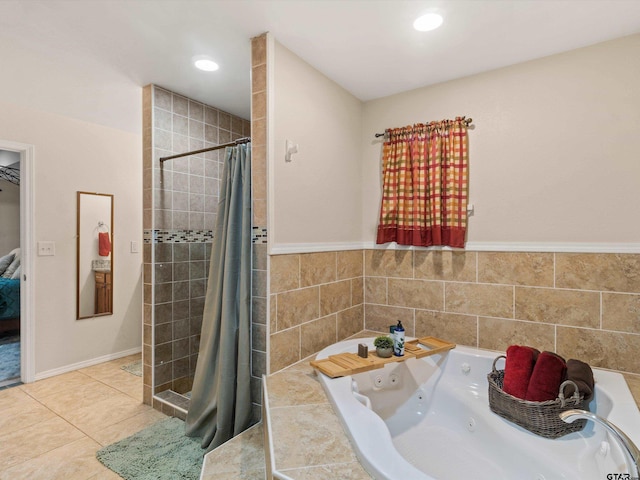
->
<box><xmin>503</xmin><ymin>345</ymin><xmax>540</xmax><ymax>399</ymax></box>
<box><xmin>525</xmin><ymin>351</ymin><xmax>567</xmax><ymax>402</ymax></box>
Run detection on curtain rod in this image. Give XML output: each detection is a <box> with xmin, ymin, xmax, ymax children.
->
<box><xmin>374</xmin><ymin>117</ymin><xmax>473</xmax><ymax>138</ymax></box>
<box><xmin>159</xmin><ymin>137</ymin><xmax>251</xmax><ymax>163</ymax></box>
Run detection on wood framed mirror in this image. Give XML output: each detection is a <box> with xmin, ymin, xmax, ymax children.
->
<box><xmin>76</xmin><ymin>191</ymin><xmax>114</xmax><ymax>319</ymax></box>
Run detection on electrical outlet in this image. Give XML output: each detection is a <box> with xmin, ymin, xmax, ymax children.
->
<box><xmin>38</xmin><ymin>241</ymin><xmax>55</xmax><ymax>256</ymax></box>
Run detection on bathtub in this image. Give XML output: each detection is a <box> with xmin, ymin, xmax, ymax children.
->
<box><xmin>315</xmin><ymin>338</ymin><xmax>640</xmax><ymax>480</ymax></box>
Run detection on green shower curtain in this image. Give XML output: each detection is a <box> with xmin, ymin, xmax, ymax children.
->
<box><xmin>185</xmin><ymin>143</ymin><xmax>252</xmax><ymax>451</ymax></box>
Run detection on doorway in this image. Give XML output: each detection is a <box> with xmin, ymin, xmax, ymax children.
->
<box><xmin>0</xmin><ymin>149</ymin><xmax>20</xmax><ymax>385</ymax></box>
<box><xmin>0</xmin><ymin>140</ymin><xmax>34</xmax><ymax>387</ymax></box>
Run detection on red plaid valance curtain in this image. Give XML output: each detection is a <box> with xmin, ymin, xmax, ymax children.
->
<box><xmin>376</xmin><ymin>117</ymin><xmax>469</xmax><ymax>248</ymax></box>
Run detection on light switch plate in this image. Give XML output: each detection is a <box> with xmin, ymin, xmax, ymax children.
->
<box><xmin>131</xmin><ymin>241</ymin><xmax>139</xmax><ymax>253</ymax></box>
<box><xmin>38</xmin><ymin>241</ymin><xmax>55</xmax><ymax>256</ymax></box>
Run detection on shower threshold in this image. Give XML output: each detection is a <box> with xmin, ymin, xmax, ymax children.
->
<box><xmin>154</xmin><ymin>389</ymin><xmax>191</xmax><ymax>413</ymax></box>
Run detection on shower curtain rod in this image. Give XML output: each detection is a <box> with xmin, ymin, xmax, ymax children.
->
<box><xmin>159</xmin><ymin>137</ymin><xmax>251</xmax><ymax>163</ymax></box>
<box><xmin>374</xmin><ymin>117</ymin><xmax>473</xmax><ymax>138</ymax></box>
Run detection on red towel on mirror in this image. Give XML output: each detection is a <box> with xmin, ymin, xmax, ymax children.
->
<box><xmin>503</xmin><ymin>345</ymin><xmax>540</xmax><ymax>400</ymax></box>
<box><xmin>99</xmin><ymin>232</ymin><xmax>111</xmax><ymax>256</ymax></box>
<box><xmin>525</xmin><ymin>351</ymin><xmax>567</xmax><ymax>402</ymax></box>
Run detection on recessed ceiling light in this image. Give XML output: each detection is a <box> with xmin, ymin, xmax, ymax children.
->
<box><xmin>193</xmin><ymin>55</ymin><xmax>219</xmax><ymax>72</ymax></box>
<box><xmin>413</xmin><ymin>13</ymin><xmax>444</xmax><ymax>32</ymax></box>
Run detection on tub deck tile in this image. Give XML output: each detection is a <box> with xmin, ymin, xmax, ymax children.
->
<box><xmin>266</xmin><ymin>370</ymin><xmax>328</xmax><ymax>408</ymax></box>
<box><xmin>622</xmin><ymin>373</ymin><xmax>640</xmax><ymax>409</ymax></box>
<box><xmin>280</xmin><ymin>462</ymin><xmax>372</xmax><ymax>479</ymax></box>
<box><xmin>270</xmin><ymin>404</ymin><xmax>357</xmax><ymax>470</ymax></box>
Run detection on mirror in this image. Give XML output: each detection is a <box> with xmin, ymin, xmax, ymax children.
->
<box><xmin>77</xmin><ymin>191</ymin><xmax>114</xmax><ymax>319</ymax></box>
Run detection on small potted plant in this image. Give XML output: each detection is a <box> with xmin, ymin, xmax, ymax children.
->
<box><xmin>374</xmin><ymin>336</ymin><xmax>394</xmax><ymax>358</ymax></box>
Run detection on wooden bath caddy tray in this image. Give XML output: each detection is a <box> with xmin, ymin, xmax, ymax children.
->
<box><xmin>310</xmin><ymin>336</ymin><xmax>456</xmax><ymax>378</ymax></box>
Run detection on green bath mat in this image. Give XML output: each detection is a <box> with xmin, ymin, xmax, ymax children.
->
<box><xmin>120</xmin><ymin>359</ymin><xmax>142</xmax><ymax>377</ymax></box>
<box><xmin>96</xmin><ymin>417</ymin><xmax>204</xmax><ymax>480</ymax></box>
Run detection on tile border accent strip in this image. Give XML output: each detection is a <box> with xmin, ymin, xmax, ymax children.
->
<box><xmin>252</xmin><ymin>226</ymin><xmax>268</xmax><ymax>244</ymax></box>
<box><xmin>143</xmin><ymin>227</ymin><xmax>267</xmax><ymax>244</ymax></box>
<box><xmin>143</xmin><ymin>229</ymin><xmax>213</xmax><ymax>244</ymax></box>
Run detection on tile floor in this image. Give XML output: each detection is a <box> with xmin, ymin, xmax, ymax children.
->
<box><xmin>200</xmin><ymin>423</ymin><xmax>265</xmax><ymax>480</ymax></box>
<box><xmin>0</xmin><ymin>353</ymin><xmax>167</xmax><ymax>480</ymax></box>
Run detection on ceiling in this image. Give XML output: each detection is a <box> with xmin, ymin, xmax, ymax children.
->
<box><xmin>1</xmin><ymin>0</ymin><xmax>639</xmax><ymax>122</ymax></box>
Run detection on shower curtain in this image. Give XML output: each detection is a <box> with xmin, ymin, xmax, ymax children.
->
<box><xmin>185</xmin><ymin>142</ymin><xmax>252</xmax><ymax>451</ymax></box>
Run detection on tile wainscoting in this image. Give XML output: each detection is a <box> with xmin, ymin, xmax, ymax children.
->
<box><xmin>269</xmin><ymin>249</ymin><xmax>640</xmax><ymax>375</ymax></box>
<box><xmin>269</xmin><ymin>250</ymin><xmax>365</xmax><ymax>373</ymax></box>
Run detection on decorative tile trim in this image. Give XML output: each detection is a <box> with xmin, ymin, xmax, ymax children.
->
<box><xmin>252</xmin><ymin>226</ymin><xmax>268</xmax><ymax>244</ymax></box>
<box><xmin>143</xmin><ymin>229</ymin><xmax>213</xmax><ymax>244</ymax></box>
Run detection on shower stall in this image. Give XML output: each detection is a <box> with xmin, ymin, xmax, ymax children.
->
<box><xmin>142</xmin><ymin>84</ymin><xmax>265</xmax><ymax>420</ymax></box>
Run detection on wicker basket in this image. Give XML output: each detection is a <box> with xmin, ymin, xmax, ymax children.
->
<box><xmin>487</xmin><ymin>355</ymin><xmax>588</xmax><ymax>439</ymax></box>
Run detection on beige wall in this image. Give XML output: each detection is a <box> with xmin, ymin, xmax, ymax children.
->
<box><xmin>0</xmin><ymin>100</ymin><xmax>142</xmax><ymax>375</ymax></box>
<box><xmin>0</xmin><ymin>30</ymin><xmax>143</xmax><ymax>376</ymax></box>
<box><xmin>271</xmin><ymin>41</ymin><xmax>363</xmax><ymax>249</ymax></box>
<box><xmin>361</xmin><ymin>33</ymin><xmax>640</xmax><ymax>246</ymax></box>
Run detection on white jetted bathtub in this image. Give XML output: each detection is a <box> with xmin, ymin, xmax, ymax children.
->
<box><xmin>315</xmin><ymin>338</ymin><xmax>640</xmax><ymax>480</ymax></box>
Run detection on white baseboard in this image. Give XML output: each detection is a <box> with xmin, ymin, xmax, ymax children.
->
<box><xmin>33</xmin><ymin>346</ymin><xmax>142</xmax><ymax>382</ymax></box>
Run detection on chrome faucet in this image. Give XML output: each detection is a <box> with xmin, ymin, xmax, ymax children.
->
<box><xmin>560</xmin><ymin>409</ymin><xmax>640</xmax><ymax>478</ymax></box>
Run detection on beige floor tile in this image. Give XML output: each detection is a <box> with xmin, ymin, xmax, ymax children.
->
<box><xmin>0</xmin><ymin>437</ymin><xmax>108</xmax><ymax>480</ymax></box>
<box><xmin>0</xmin><ymin>354</ymin><xmax>152</xmax><ymax>479</ymax></box>
<box><xmin>0</xmin><ymin>416</ymin><xmax>85</xmax><ymax>470</ymax></box>
<box><xmin>36</xmin><ymin>381</ymin><xmax>122</xmax><ymax>415</ymax></box>
<box><xmin>59</xmin><ymin>393</ymin><xmax>151</xmax><ymax>438</ymax></box>
<box><xmin>19</xmin><ymin>371</ymin><xmax>96</xmax><ymax>400</ymax></box>
<box><xmin>78</xmin><ymin>357</ymin><xmax>142</xmax><ymax>401</ymax></box>
<box><xmin>90</xmin><ymin>408</ymin><xmax>167</xmax><ymax>446</ymax></box>
<box><xmin>86</xmin><ymin>468</ymin><xmax>124</xmax><ymax>480</ymax></box>
<box><xmin>94</xmin><ymin>370</ymin><xmax>143</xmax><ymax>401</ymax></box>
<box><xmin>79</xmin><ymin>354</ymin><xmax>140</xmax><ymax>381</ymax></box>
<box><xmin>79</xmin><ymin>363</ymin><xmax>125</xmax><ymax>382</ymax></box>
<box><xmin>0</xmin><ymin>399</ymin><xmax>56</xmax><ymax>436</ymax></box>
<box><xmin>201</xmin><ymin>423</ymin><xmax>265</xmax><ymax>478</ymax></box>
<box><xmin>97</xmin><ymin>367</ymin><xmax>141</xmax><ymax>384</ymax></box>
<box><xmin>0</xmin><ymin>387</ymin><xmax>37</xmax><ymax>411</ymax></box>
<box><xmin>110</xmin><ymin>380</ymin><xmax>142</xmax><ymax>402</ymax></box>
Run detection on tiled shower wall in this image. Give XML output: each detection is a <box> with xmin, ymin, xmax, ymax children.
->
<box><xmin>142</xmin><ymin>84</ymin><xmax>254</xmax><ymax>416</ymax></box>
<box><xmin>250</xmin><ymin>34</ymin><xmax>269</xmax><ymax>421</ymax></box>
<box><xmin>269</xmin><ymin>249</ymin><xmax>640</xmax><ymax>377</ymax></box>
